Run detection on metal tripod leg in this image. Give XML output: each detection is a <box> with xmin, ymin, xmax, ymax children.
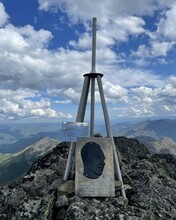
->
<box><xmin>97</xmin><ymin>75</ymin><xmax>126</xmax><ymax>198</ymax></box>
<box><xmin>90</xmin><ymin>77</ymin><xmax>95</xmax><ymax>137</ymax></box>
<box><xmin>63</xmin><ymin>76</ymin><xmax>90</xmax><ymax>181</ymax></box>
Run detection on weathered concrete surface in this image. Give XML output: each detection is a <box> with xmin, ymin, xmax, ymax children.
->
<box><xmin>75</xmin><ymin>137</ymin><xmax>115</xmax><ymax>197</ymax></box>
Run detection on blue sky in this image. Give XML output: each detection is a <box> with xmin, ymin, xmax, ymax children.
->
<box><xmin>0</xmin><ymin>0</ymin><xmax>176</xmax><ymax>123</ymax></box>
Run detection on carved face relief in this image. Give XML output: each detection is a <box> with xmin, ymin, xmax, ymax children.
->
<box><xmin>81</xmin><ymin>141</ymin><xmax>105</xmax><ymax>179</ymax></box>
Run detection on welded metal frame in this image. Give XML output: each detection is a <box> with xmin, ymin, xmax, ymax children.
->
<box><xmin>63</xmin><ymin>18</ymin><xmax>126</xmax><ymax>198</ymax></box>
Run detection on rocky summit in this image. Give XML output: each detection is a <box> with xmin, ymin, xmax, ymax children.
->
<box><xmin>0</xmin><ymin>137</ymin><xmax>176</xmax><ymax>220</ymax></box>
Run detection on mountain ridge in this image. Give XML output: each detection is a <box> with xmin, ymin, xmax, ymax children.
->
<box><xmin>0</xmin><ymin>137</ymin><xmax>59</xmax><ymax>186</ymax></box>
<box><xmin>141</xmin><ymin>136</ymin><xmax>176</xmax><ymax>158</ymax></box>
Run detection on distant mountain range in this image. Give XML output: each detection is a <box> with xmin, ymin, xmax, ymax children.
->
<box><xmin>0</xmin><ymin>132</ymin><xmax>61</xmax><ymax>154</ymax></box>
<box><xmin>113</xmin><ymin>119</ymin><xmax>176</xmax><ymax>141</ymax></box>
<box><xmin>112</xmin><ymin>118</ymin><xmax>176</xmax><ymax>158</ymax></box>
<box><xmin>0</xmin><ymin>137</ymin><xmax>59</xmax><ymax>186</ymax></box>
<box><xmin>0</xmin><ymin>122</ymin><xmax>61</xmax><ymax>145</ymax></box>
<box><xmin>0</xmin><ymin>136</ymin><xmax>41</xmax><ymax>153</ymax></box>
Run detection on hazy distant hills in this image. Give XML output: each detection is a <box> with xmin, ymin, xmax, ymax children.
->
<box><xmin>0</xmin><ymin>136</ymin><xmax>41</xmax><ymax>153</ymax></box>
<box><xmin>0</xmin><ymin>122</ymin><xmax>61</xmax><ymax>186</ymax></box>
<box><xmin>0</xmin><ymin>137</ymin><xmax>59</xmax><ymax>186</ymax></box>
<box><xmin>0</xmin><ymin>132</ymin><xmax>61</xmax><ymax>154</ymax></box>
<box><xmin>113</xmin><ymin>119</ymin><xmax>176</xmax><ymax>141</ymax></box>
<box><xmin>0</xmin><ymin>122</ymin><xmax>61</xmax><ymax>145</ymax></box>
<box><xmin>112</xmin><ymin>119</ymin><xmax>176</xmax><ymax>158</ymax></box>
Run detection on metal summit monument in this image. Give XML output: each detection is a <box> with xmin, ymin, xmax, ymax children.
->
<box><xmin>63</xmin><ymin>18</ymin><xmax>126</xmax><ymax>198</ymax></box>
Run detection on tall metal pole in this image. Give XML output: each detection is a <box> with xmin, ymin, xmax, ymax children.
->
<box><xmin>76</xmin><ymin>76</ymin><xmax>91</xmax><ymax>121</ymax></box>
<box><xmin>91</xmin><ymin>17</ymin><xmax>97</xmax><ymax>73</ymax></box>
<box><xmin>90</xmin><ymin>17</ymin><xmax>96</xmax><ymax>136</ymax></box>
<box><xmin>90</xmin><ymin>77</ymin><xmax>95</xmax><ymax>137</ymax></box>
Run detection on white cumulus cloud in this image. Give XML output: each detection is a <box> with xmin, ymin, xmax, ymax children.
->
<box><xmin>0</xmin><ymin>2</ymin><xmax>9</xmax><ymax>27</ymax></box>
<box><xmin>0</xmin><ymin>89</ymin><xmax>72</xmax><ymax>120</ymax></box>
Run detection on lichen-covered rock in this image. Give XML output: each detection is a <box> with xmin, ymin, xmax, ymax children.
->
<box><xmin>59</xmin><ymin>197</ymin><xmax>149</xmax><ymax>220</ymax></box>
<box><xmin>14</xmin><ymin>198</ymin><xmax>42</xmax><ymax>220</ymax></box>
<box><xmin>57</xmin><ymin>180</ymin><xmax>75</xmax><ymax>195</ymax></box>
<box><xmin>126</xmin><ymin>157</ymin><xmax>176</xmax><ymax>219</ymax></box>
<box><xmin>40</xmin><ymin>192</ymin><xmax>56</xmax><ymax>220</ymax></box>
<box><xmin>55</xmin><ymin>195</ymin><xmax>69</xmax><ymax>208</ymax></box>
